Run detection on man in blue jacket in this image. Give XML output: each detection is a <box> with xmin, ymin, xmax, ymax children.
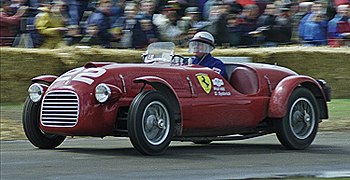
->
<box><xmin>86</xmin><ymin>0</ymin><xmax>113</xmax><ymax>48</ymax></box>
<box><xmin>188</xmin><ymin>31</ymin><xmax>227</xmax><ymax>79</ymax></box>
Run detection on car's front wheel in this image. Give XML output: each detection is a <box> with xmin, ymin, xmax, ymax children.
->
<box><xmin>128</xmin><ymin>91</ymin><xmax>174</xmax><ymax>155</ymax></box>
<box><xmin>275</xmin><ymin>87</ymin><xmax>319</xmax><ymax>150</ymax></box>
<box><xmin>22</xmin><ymin>97</ymin><xmax>66</xmax><ymax>149</ymax></box>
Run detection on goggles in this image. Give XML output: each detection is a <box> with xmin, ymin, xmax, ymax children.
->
<box><xmin>188</xmin><ymin>41</ymin><xmax>214</xmax><ymax>53</ymax></box>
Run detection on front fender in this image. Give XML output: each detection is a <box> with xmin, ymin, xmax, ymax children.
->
<box><xmin>134</xmin><ymin>76</ymin><xmax>175</xmax><ymax>92</ymax></box>
<box><xmin>133</xmin><ymin>76</ymin><xmax>183</xmax><ymax>135</ymax></box>
<box><xmin>32</xmin><ymin>75</ymin><xmax>58</xmax><ymax>84</ymax></box>
<box><xmin>268</xmin><ymin>75</ymin><xmax>324</xmax><ymax>118</ymax></box>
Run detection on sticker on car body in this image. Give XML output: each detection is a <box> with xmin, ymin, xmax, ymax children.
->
<box><xmin>212</xmin><ymin>78</ymin><xmax>231</xmax><ymax>96</ymax></box>
<box><xmin>196</xmin><ymin>73</ymin><xmax>212</xmax><ymax>94</ymax></box>
<box><xmin>55</xmin><ymin>67</ymin><xmax>106</xmax><ymax>85</ymax></box>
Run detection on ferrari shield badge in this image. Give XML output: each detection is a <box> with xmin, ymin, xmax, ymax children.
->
<box><xmin>196</xmin><ymin>73</ymin><xmax>212</xmax><ymax>94</ymax></box>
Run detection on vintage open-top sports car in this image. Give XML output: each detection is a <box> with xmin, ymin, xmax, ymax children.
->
<box><xmin>23</xmin><ymin>42</ymin><xmax>331</xmax><ymax>155</ymax></box>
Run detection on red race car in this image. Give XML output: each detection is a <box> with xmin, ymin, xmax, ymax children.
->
<box><xmin>23</xmin><ymin>42</ymin><xmax>331</xmax><ymax>155</ymax></box>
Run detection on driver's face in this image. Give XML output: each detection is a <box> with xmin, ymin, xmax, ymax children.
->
<box><xmin>194</xmin><ymin>52</ymin><xmax>206</xmax><ymax>58</ymax></box>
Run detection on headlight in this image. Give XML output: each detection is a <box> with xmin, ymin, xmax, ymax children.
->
<box><xmin>28</xmin><ymin>83</ymin><xmax>44</xmax><ymax>102</ymax></box>
<box><xmin>95</xmin><ymin>83</ymin><xmax>111</xmax><ymax>103</ymax></box>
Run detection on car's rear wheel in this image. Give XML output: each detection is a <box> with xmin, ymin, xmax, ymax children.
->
<box><xmin>22</xmin><ymin>97</ymin><xmax>66</xmax><ymax>149</ymax></box>
<box><xmin>128</xmin><ymin>91</ymin><xmax>174</xmax><ymax>155</ymax></box>
<box><xmin>275</xmin><ymin>87</ymin><xmax>319</xmax><ymax>150</ymax></box>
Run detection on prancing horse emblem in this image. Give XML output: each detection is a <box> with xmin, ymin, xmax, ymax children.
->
<box><xmin>196</xmin><ymin>73</ymin><xmax>212</xmax><ymax>94</ymax></box>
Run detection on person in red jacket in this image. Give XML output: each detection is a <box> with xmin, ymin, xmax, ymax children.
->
<box><xmin>0</xmin><ymin>0</ymin><xmax>27</xmax><ymax>46</ymax></box>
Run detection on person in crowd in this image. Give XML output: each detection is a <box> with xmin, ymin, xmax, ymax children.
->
<box><xmin>137</xmin><ymin>0</ymin><xmax>156</xmax><ymax>20</ymax></box>
<box><xmin>236</xmin><ymin>0</ymin><xmax>256</xmax><ymax>8</ymax></box>
<box><xmin>178</xmin><ymin>7</ymin><xmax>205</xmax><ymax>33</ymax></box>
<box><xmin>298</xmin><ymin>2</ymin><xmax>328</xmax><ymax>43</ymax></box>
<box><xmin>109</xmin><ymin>0</ymin><xmax>125</xmax><ymax>24</ymax></box>
<box><xmin>226</xmin><ymin>13</ymin><xmax>242</xmax><ymax>46</ymax></box>
<box><xmin>177</xmin><ymin>6</ymin><xmax>209</xmax><ymax>47</ymax></box>
<box><xmin>56</xmin><ymin>0</ymin><xmax>70</xmax><ymax>25</ymax></box>
<box><xmin>112</xmin><ymin>2</ymin><xmax>145</xmax><ymax>48</ymax></box>
<box><xmin>203</xmin><ymin>0</ymin><xmax>217</xmax><ymax>20</ymax></box>
<box><xmin>154</xmin><ymin>0</ymin><xmax>188</xmax><ymax>16</ymax></box>
<box><xmin>302</xmin><ymin>12</ymin><xmax>328</xmax><ymax>45</ymax></box>
<box><xmin>202</xmin><ymin>2</ymin><xmax>230</xmax><ymax>47</ymax></box>
<box><xmin>79</xmin><ymin>23</ymin><xmax>101</xmax><ymax>46</ymax></box>
<box><xmin>272</xmin><ymin>4</ymin><xmax>292</xmax><ymax>44</ymax></box>
<box><xmin>112</xmin><ymin>2</ymin><xmax>136</xmax><ymax>48</ymax></box>
<box><xmin>237</xmin><ymin>4</ymin><xmax>259</xmax><ymax>46</ymax></box>
<box><xmin>10</xmin><ymin>0</ymin><xmax>44</xmax><ymax>48</ymax></box>
<box><xmin>250</xmin><ymin>3</ymin><xmax>292</xmax><ymax>46</ymax></box>
<box><xmin>188</xmin><ymin>31</ymin><xmax>227</xmax><ymax>79</ymax></box>
<box><xmin>328</xmin><ymin>4</ymin><xmax>349</xmax><ymax>45</ymax></box>
<box><xmin>256</xmin><ymin>3</ymin><xmax>276</xmax><ymax>27</ymax></box>
<box><xmin>189</xmin><ymin>0</ymin><xmax>206</xmax><ymax>16</ymax></box>
<box><xmin>153</xmin><ymin>4</ymin><xmax>184</xmax><ymax>44</ymax></box>
<box><xmin>86</xmin><ymin>0</ymin><xmax>113</xmax><ymax>48</ymax></box>
<box><xmin>136</xmin><ymin>0</ymin><xmax>159</xmax><ymax>47</ymax></box>
<box><xmin>250</xmin><ymin>3</ymin><xmax>277</xmax><ymax>45</ymax></box>
<box><xmin>153</xmin><ymin>0</ymin><xmax>167</xmax><ymax>14</ymax></box>
<box><xmin>301</xmin><ymin>2</ymin><xmax>328</xmax><ymax>45</ymax></box>
<box><xmin>335</xmin><ymin>5</ymin><xmax>350</xmax><ymax>46</ymax></box>
<box><xmin>64</xmin><ymin>24</ymin><xmax>83</xmax><ymax>46</ymax></box>
<box><xmin>0</xmin><ymin>0</ymin><xmax>27</xmax><ymax>46</ymax></box>
<box><xmin>34</xmin><ymin>0</ymin><xmax>68</xmax><ymax>49</ymax></box>
<box><xmin>67</xmin><ymin>0</ymin><xmax>89</xmax><ymax>26</ymax></box>
<box><xmin>225</xmin><ymin>0</ymin><xmax>244</xmax><ymax>14</ymax></box>
<box><xmin>203</xmin><ymin>0</ymin><xmax>243</xmax><ymax>19</ymax></box>
<box><xmin>291</xmin><ymin>2</ymin><xmax>313</xmax><ymax>43</ymax></box>
<box><xmin>298</xmin><ymin>1</ymin><xmax>314</xmax><ymax>41</ymax></box>
<box><xmin>139</xmin><ymin>18</ymin><xmax>159</xmax><ymax>47</ymax></box>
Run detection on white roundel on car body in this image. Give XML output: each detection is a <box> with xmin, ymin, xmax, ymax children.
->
<box><xmin>212</xmin><ymin>78</ymin><xmax>224</xmax><ymax>87</ymax></box>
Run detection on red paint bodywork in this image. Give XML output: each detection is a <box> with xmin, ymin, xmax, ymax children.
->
<box><xmin>34</xmin><ymin>62</ymin><xmax>329</xmax><ymax>138</ymax></box>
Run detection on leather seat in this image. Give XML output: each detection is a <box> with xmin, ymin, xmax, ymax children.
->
<box><xmin>230</xmin><ymin>67</ymin><xmax>258</xmax><ymax>95</ymax></box>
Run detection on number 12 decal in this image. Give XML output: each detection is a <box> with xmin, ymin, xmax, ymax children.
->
<box><xmin>56</xmin><ymin>68</ymin><xmax>106</xmax><ymax>85</ymax></box>
<box><xmin>72</xmin><ymin>68</ymin><xmax>106</xmax><ymax>85</ymax></box>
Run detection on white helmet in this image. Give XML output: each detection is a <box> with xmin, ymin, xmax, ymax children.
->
<box><xmin>189</xmin><ymin>31</ymin><xmax>215</xmax><ymax>53</ymax></box>
<box><xmin>190</xmin><ymin>31</ymin><xmax>215</xmax><ymax>47</ymax></box>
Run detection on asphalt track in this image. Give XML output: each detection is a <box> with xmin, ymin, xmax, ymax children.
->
<box><xmin>1</xmin><ymin>131</ymin><xmax>350</xmax><ymax>180</ymax></box>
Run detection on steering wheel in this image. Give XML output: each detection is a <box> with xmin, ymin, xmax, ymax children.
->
<box><xmin>171</xmin><ymin>54</ymin><xmax>186</xmax><ymax>65</ymax></box>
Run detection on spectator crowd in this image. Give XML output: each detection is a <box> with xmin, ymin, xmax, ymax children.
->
<box><xmin>1</xmin><ymin>0</ymin><xmax>350</xmax><ymax>49</ymax></box>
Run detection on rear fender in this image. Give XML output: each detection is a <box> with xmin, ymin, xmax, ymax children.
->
<box><xmin>32</xmin><ymin>75</ymin><xmax>58</xmax><ymax>84</ymax></box>
<box><xmin>268</xmin><ymin>75</ymin><xmax>328</xmax><ymax>119</ymax></box>
<box><xmin>133</xmin><ymin>76</ymin><xmax>183</xmax><ymax>135</ymax></box>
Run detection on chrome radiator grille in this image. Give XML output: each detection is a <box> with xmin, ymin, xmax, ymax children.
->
<box><xmin>41</xmin><ymin>91</ymin><xmax>79</xmax><ymax>127</ymax></box>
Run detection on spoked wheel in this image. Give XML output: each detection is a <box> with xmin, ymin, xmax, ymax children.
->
<box><xmin>275</xmin><ymin>88</ymin><xmax>319</xmax><ymax>150</ymax></box>
<box><xmin>128</xmin><ymin>91</ymin><xmax>175</xmax><ymax>155</ymax></box>
<box><xmin>22</xmin><ymin>97</ymin><xmax>66</xmax><ymax>149</ymax></box>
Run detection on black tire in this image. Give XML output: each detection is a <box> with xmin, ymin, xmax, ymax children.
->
<box><xmin>275</xmin><ymin>87</ymin><xmax>319</xmax><ymax>150</ymax></box>
<box><xmin>22</xmin><ymin>97</ymin><xmax>66</xmax><ymax>149</ymax></box>
<box><xmin>128</xmin><ymin>91</ymin><xmax>175</xmax><ymax>155</ymax></box>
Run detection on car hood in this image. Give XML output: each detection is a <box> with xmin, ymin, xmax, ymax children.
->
<box><xmin>47</xmin><ymin>66</ymin><xmax>117</xmax><ymax>94</ymax></box>
<box><xmin>46</xmin><ymin>62</ymin><xmax>189</xmax><ymax>95</ymax></box>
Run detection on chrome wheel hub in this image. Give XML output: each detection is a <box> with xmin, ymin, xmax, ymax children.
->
<box><xmin>289</xmin><ymin>98</ymin><xmax>315</xmax><ymax>140</ymax></box>
<box><xmin>142</xmin><ymin>101</ymin><xmax>170</xmax><ymax>145</ymax></box>
<box><xmin>157</xmin><ymin>119</ymin><xmax>165</xmax><ymax>129</ymax></box>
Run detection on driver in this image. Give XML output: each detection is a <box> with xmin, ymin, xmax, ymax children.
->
<box><xmin>188</xmin><ymin>31</ymin><xmax>227</xmax><ymax>79</ymax></box>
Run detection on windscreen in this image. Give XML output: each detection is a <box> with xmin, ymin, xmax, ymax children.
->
<box><xmin>144</xmin><ymin>42</ymin><xmax>175</xmax><ymax>63</ymax></box>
